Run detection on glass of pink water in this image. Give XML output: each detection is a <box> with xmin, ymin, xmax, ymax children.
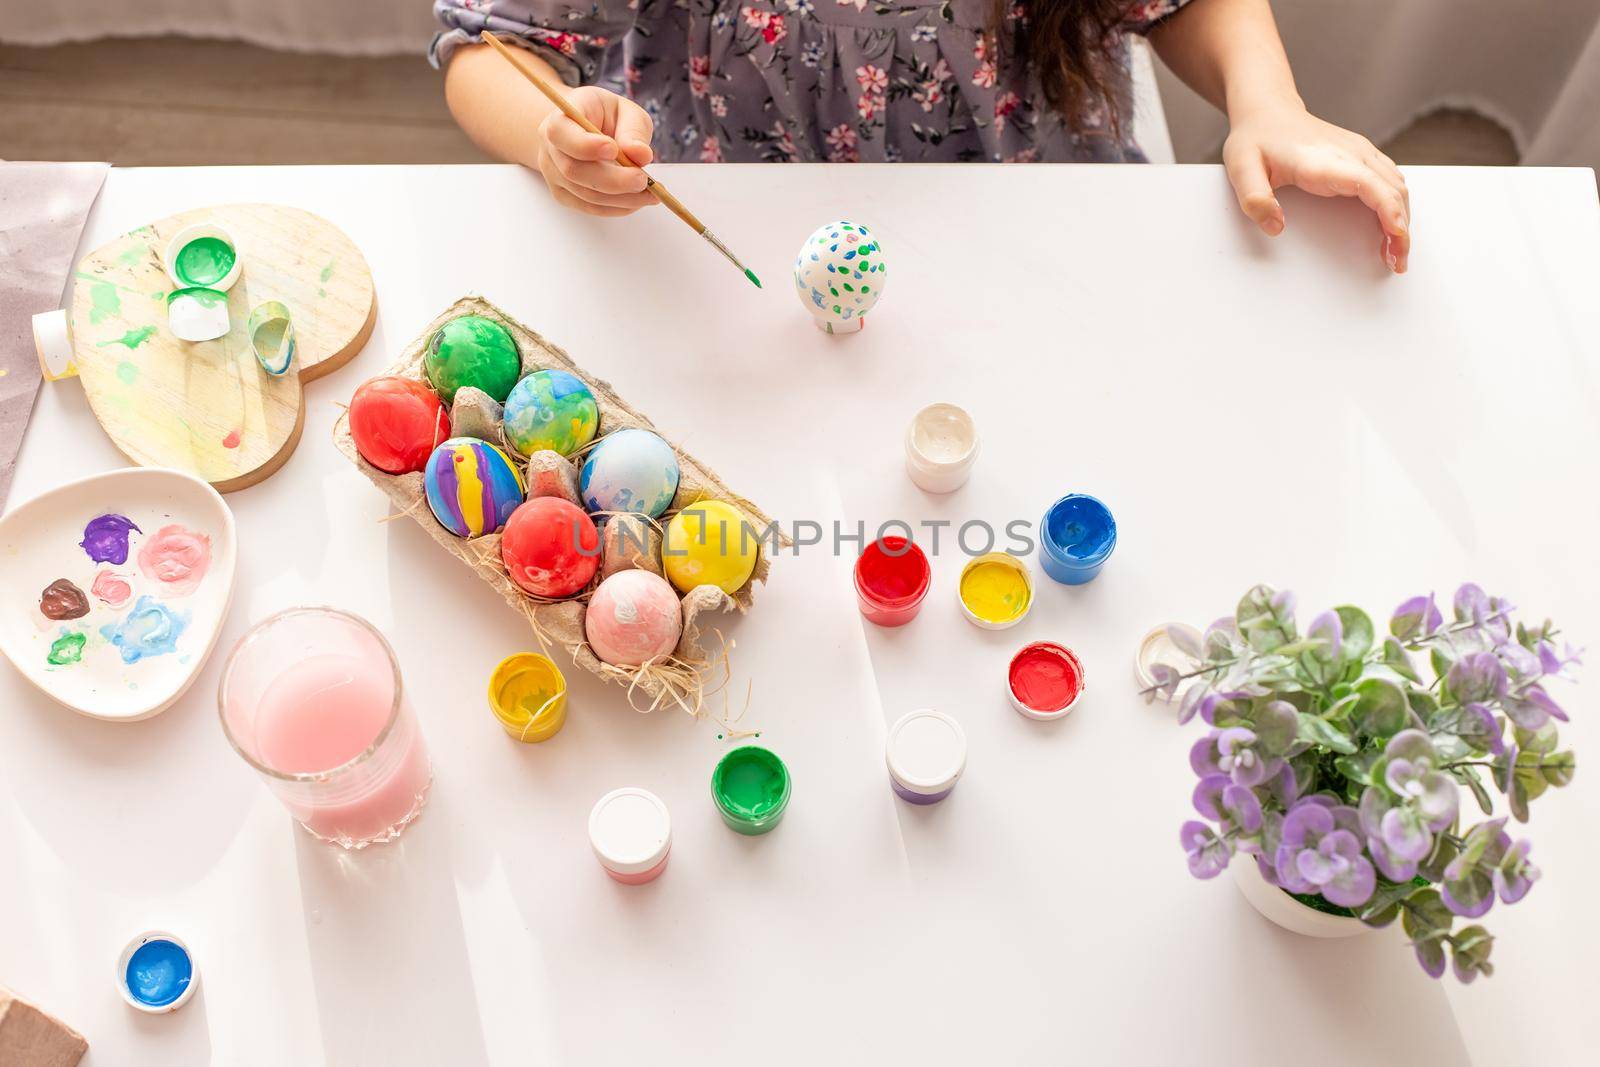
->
<box><xmin>218</xmin><ymin>607</ymin><xmax>432</xmax><ymax>849</ymax></box>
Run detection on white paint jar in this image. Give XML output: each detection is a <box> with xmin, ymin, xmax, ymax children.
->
<box><xmin>588</xmin><ymin>787</ymin><xmax>671</xmax><ymax>885</ymax></box>
<box><xmin>904</xmin><ymin>403</ymin><xmax>979</xmax><ymax>493</ymax></box>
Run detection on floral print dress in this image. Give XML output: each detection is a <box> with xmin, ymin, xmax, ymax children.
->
<box><xmin>430</xmin><ymin>0</ymin><xmax>1192</xmax><ymax>164</ymax></box>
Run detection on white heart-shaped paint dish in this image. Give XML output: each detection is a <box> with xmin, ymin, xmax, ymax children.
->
<box><xmin>0</xmin><ymin>468</ymin><xmax>237</xmax><ymax>721</ymax></box>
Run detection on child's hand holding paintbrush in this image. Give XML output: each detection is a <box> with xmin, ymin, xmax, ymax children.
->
<box><xmin>447</xmin><ymin>32</ymin><xmax>759</xmax><ymax>288</ymax></box>
<box><xmin>445</xmin><ymin>35</ymin><xmax>656</xmax><ymax>218</ymax></box>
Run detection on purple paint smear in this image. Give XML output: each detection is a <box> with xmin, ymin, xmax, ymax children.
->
<box><xmin>80</xmin><ymin>513</ymin><xmax>141</xmax><ymax>564</ymax></box>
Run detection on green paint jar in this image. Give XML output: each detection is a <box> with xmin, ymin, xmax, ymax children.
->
<box><xmin>711</xmin><ymin>745</ymin><xmax>791</xmax><ymax>835</ymax></box>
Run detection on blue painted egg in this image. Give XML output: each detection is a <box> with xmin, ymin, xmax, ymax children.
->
<box><xmin>502</xmin><ymin>369</ymin><xmax>599</xmax><ymax>457</ymax></box>
<box><xmin>579</xmin><ymin>428</ymin><xmax>680</xmax><ymax>518</ymax></box>
<box><xmin>424</xmin><ymin>437</ymin><xmax>526</xmax><ymax>538</ymax></box>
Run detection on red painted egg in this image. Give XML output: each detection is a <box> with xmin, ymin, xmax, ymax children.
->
<box><xmin>501</xmin><ymin>497</ymin><xmax>601</xmax><ymax>598</ymax></box>
<box><xmin>349</xmin><ymin>376</ymin><xmax>451</xmax><ymax>474</ymax></box>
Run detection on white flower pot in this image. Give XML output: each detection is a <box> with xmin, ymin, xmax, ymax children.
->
<box><xmin>1230</xmin><ymin>859</ymin><xmax>1372</xmax><ymax>939</ymax></box>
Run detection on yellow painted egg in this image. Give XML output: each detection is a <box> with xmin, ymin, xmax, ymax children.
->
<box><xmin>662</xmin><ymin>500</ymin><xmax>759</xmax><ymax>594</ymax></box>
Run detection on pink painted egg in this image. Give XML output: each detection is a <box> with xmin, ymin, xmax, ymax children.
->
<box><xmin>585</xmin><ymin>570</ymin><xmax>683</xmax><ymax>667</ymax></box>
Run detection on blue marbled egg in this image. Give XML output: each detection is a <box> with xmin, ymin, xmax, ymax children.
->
<box><xmin>579</xmin><ymin>428</ymin><xmax>680</xmax><ymax>518</ymax></box>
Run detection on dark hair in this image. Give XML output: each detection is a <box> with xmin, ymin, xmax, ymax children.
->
<box><xmin>996</xmin><ymin>0</ymin><xmax>1131</xmax><ymax>133</ymax></box>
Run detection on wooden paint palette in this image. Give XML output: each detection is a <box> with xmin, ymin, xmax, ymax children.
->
<box><xmin>60</xmin><ymin>204</ymin><xmax>376</xmax><ymax>492</ymax></box>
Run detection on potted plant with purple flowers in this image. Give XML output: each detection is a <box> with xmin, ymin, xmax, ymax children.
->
<box><xmin>1149</xmin><ymin>584</ymin><xmax>1580</xmax><ymax>981</ymax></box>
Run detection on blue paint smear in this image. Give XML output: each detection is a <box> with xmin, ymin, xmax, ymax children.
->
<box><xmin>100</xmin><ymin>596</ymin><xmax>189</xmax><ymax>664</ymax></box>
<box><xmin>80</xmin><ymin>513</ymin><xmax>141</xmax><ymax>564</ymax></box>
<box><xmin>125</xmin><ymin>939</ymin><xmax>192</xmax><ymax>1007</ymax></box>
<box><xmin>1044</xmin><ymin>495</ymin><xmax>1117</xmax><ymax>562</ymax></box>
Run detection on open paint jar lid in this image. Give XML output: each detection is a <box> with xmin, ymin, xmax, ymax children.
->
<box><xmin>164</xmin><ymin>221</ymin><xmax>242</xmax><ymax>292</ymax></box>
<box><xmin>1135</xmin><ymin>623</ymin><xmax>1202</xmax><ymax>702</ymax></box>
<box><xmin>886</xmin><ymin>709</ymin><xmax>967</xmax><ymax>799</ymax></box>
<box><xmin>957</xmin><ymin>552</ymin><xmax>1033</xmax><ymax>630</ymax></box>
<box><xmin>588</xmin><ymin>787</ymin><xmax>671</xmax><ymax>878</ymax></box>
<box><xmin>116</xmin><ymin>931</ymin><xmax>198</xmax><ymax>1014</ymax></box>
<box><xmin>1007</xmin><ymin>641</ymin><xmax>1085</xmax><ymax>721</ymax></box>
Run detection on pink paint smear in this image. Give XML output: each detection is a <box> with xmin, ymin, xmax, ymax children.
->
<box><xmin>137</xmin><ymin>524</ymin><xmax>212</xmax><ymax>597</ymax></box>
<box><xmin>222</xmin><ymin>429</ymin><xmax>241</xmax><ymax>449</ymax></box>
<box><xmin>90</xmin><ymin>569</ymin><xmax>133</xmax><ymax>608</ymax></box>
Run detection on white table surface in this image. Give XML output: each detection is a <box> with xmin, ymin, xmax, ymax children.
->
<box><xmin>2</xmin><ymin>163</ymin><xmax>1598</xmax><ymax>1067</ymax></box>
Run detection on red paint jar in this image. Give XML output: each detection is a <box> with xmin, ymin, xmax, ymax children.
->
<box><xmin>1007</xmin><ymin>642</ymin><xmax>1085</xmax><ymax>720</ymax></box>
<box><xmin>854</xmin><ymin>536</ymin><xmax>932</xmax><ymax>627</ymax></box>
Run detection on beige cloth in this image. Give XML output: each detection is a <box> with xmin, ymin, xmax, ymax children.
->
<box><xmin>0</xmin><ymin>161</ymin><xmax>109</xmax><ymax>508</ymax></box>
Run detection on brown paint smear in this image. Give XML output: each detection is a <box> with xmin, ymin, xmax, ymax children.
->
<box><xmin>40</xmin><ymin>578</ymin><xmax>90</xmax><ymax>620</ymax></box>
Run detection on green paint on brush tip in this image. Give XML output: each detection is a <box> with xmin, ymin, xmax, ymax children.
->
<box><xmin>744</xmin><ymin>267</ymin><xmax>762</xmax><ymax>289</ymax></box>
<box><xmin>711</xmin><ymin>745</ymin><xmax>791</xmax><ymax>834</ymax></box>
<box><xmin>98</xmin><ymin>325</ymin><xmax>157</xmax><ymax>350</ymax></box>
<box><xmin>47</xmin><ymin>631</ymin><xmax>86</xmax><ymax>666</ymax></box>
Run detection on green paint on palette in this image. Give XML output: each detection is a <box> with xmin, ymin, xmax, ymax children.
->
<box><xmin>320</xmin><ymin>259</ymin><xmax>335</xmax><ymax>283</ymax></box>
<box><xmin>317</xmin><ymin>288</ymin><xmax>327</xmax><ymax>298</ymax></box>
<box><xmin>98</xmin><ymin>325</ymin><xmax>156</xmax><ymax>350</ymax></box>
<box><xmin>83</xmin><ymin>278</ymin><xmax>121</xmax><ymax>325</ymax></box>
<box><xmin>117</xmin><ymin>361</ymin><xmax>139</xmax><ymax>384</ymax></box>
<box><xmin>116</xmin><ymin>242</ymin><xmax>151</xmax><ymax>268</ymax></box>
<box><xmin>173</xmin><ymin>236</ymin><xmax>236</xmax><ymax>287</ymax></box>
<box><xmin>47</xmin><ymin>631</ymin><xmax>86</xmax><ymax>666</ymax></box>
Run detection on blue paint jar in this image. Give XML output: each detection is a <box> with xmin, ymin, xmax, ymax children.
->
<box><xmin>1038</xmin><ymin>494</ymin><xmax>1117</xmax><ymax>585</ymax></box>
<box><xmin>117</xmin><ymin>932</ymin><xmax>198</xmax><ymax>1014</ymax></box>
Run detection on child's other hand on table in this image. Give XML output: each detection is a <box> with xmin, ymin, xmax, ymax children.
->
<box><xmin>1223</xmin><ymin>103</ymin><xmax>1411</xmax><ymax>273</ymax></box>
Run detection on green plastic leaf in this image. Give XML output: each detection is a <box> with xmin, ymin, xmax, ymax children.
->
<box><xmin>1335</xmin><ymin>606</ymin><xmax>1375</xmax><ymax>661</ymax></box>
<box><xmin>1336</xmin><ymin>751</ymin><xmax>1377</xmax><ymax>786</ymax></box>
<box><xmin>1541</xmin><ymin>751</ymin><xmax>1577</xmax><ymax>788</ymax></box>
<box><xmin>1452</xmin><ymin>766</ymin><xmax>1494</xmax><ymax>816</ymax></box>
<box><xmin>1431</xmin><ymin>646</ymin><xmax>1455</xmax><ymax>687</ymax></box>
<box><xmin>1296</xmin><ymin>713</ymin><xmax>1357</xmax><ymax>755</ymax></box>
<box><xmin>1351</xmin><ymin>678</ymin><xmax>1409</xmax><ymax>738</ymax></box>
<box><xmin>1382</xmin><ymin>636</ymin><xmax>1422</xmax><ymax>684</ymax></box>
<box><xmin>1237</xmin><ymin>585</ymin><xmax>1297</xmax><ymax>653</ymax></box>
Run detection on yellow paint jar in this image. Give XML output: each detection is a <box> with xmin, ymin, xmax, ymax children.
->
<box><xmin>662</xmin><ymin>500</ymin><xmax>760</xmax><ymax>594</ymax></box>
<box><xmin>957</xmin><ymin>552</ymin><xmax>1033</xmax><ymax>630</ymax></box>
<box><xmin>487</xmin><ymin>652</ymin><xmax>568</xmax><ymax>742</ymax></box>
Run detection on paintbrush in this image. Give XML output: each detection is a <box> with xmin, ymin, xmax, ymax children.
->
<box><xmin>478</xmin><ymin>30</ymin><xmax>762</xmax><ymax>290</ymax></box>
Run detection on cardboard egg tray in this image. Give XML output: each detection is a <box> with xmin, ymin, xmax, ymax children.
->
<box><xmin>332</xmin><ymin>295</ymin><xmax>778</xmax><ymax>709</ymax></box>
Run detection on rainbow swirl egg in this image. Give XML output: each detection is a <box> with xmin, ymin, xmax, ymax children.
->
<box><xmin>502</xmin><ymin>369</ymin><xmax>599</xmax><ymax>457</ymax></box>
<box><xmin>424</xmin><ymin>437</ymin><xmax>526</xmax><ymax>538</ymax></box>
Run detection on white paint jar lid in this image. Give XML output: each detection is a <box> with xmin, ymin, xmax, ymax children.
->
<box><xmin>886</xmin><ymin>709</ymin><xmax>967</xmax><ymax>795</ymax></box>
<box><xmin>115</xmin><ymin>930</ymin><xmax>199</xmax><ymax>1014</ymax></box>
<box><xmin>1134</xmin><ymin>623</ymin><xmax>1202</xmax><ymax>701</ymax></box>
<box><xmin>588</xmin><ymin>788</ymin><xmax>671</xmax><ymax>876</ymax></box>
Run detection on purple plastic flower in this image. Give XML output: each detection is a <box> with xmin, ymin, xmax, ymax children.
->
<box><xmin>1192</xmin><ymin>727</ymin><xmax>1274</xmax><ymax>787</ymax></box>
<box><xmin>1193</xmin><ymin>774</ymin><xmax>1263</xmax><ymax>835</ymax></box>
<box><xmin>1453</xmin><ymin>583</ymin><xmax>1492</xmax><ymax>626</ymax></box>
<box><xmin>1493</xmin><ymin>839</ymin><xmax>1540</xmax><ymax>904</ymax></box>
<box><xmin>1383</xmin><ymin>732</ymin><xmax>1459</xmax><ymax>829</ymax></box>
<box><xmin>1441</xmin><ymin>819</ymin><xmax>1510</xmax><ymax>918</ymax></box>
<box><xmin>1448</xmin><ymin>652</ymin><xmax>1507</xmax><ymax>704</ymax></box>
<box><xmin>1458</xmin><ymin>703</ymin><xmax>1506</xmax><ymax>756</ymax></box>
<box><xmin>1273</xmin><ymin>800</ymin><xmax>1375</xmax><ymax>907</ymax></box>
<box><xmin>1181</xmin><ymin>820</ymin><xmax>1231</xmax><ymax>879</ymax></box>
<box><xmin>1505</xmin><ymin>683</ymin><xmax>1569</xmax><ymax>730</ymax></box>
<box><xmin>1391</xmin><ymin>594</ymin><xmax>1443</xmax><ymax>641</ymax></box>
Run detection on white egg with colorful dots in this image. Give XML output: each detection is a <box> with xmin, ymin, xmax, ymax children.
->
<box><xmin>793</xmin><ymin>221</ymin><xmax>886</xmax><ymax>334</ymax></box>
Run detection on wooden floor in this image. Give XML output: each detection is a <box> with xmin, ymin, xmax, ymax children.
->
<box><xmin>0</xmin><ymin>37</ymin><xmax>1517</xmax><ymax>167</ymax></box>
